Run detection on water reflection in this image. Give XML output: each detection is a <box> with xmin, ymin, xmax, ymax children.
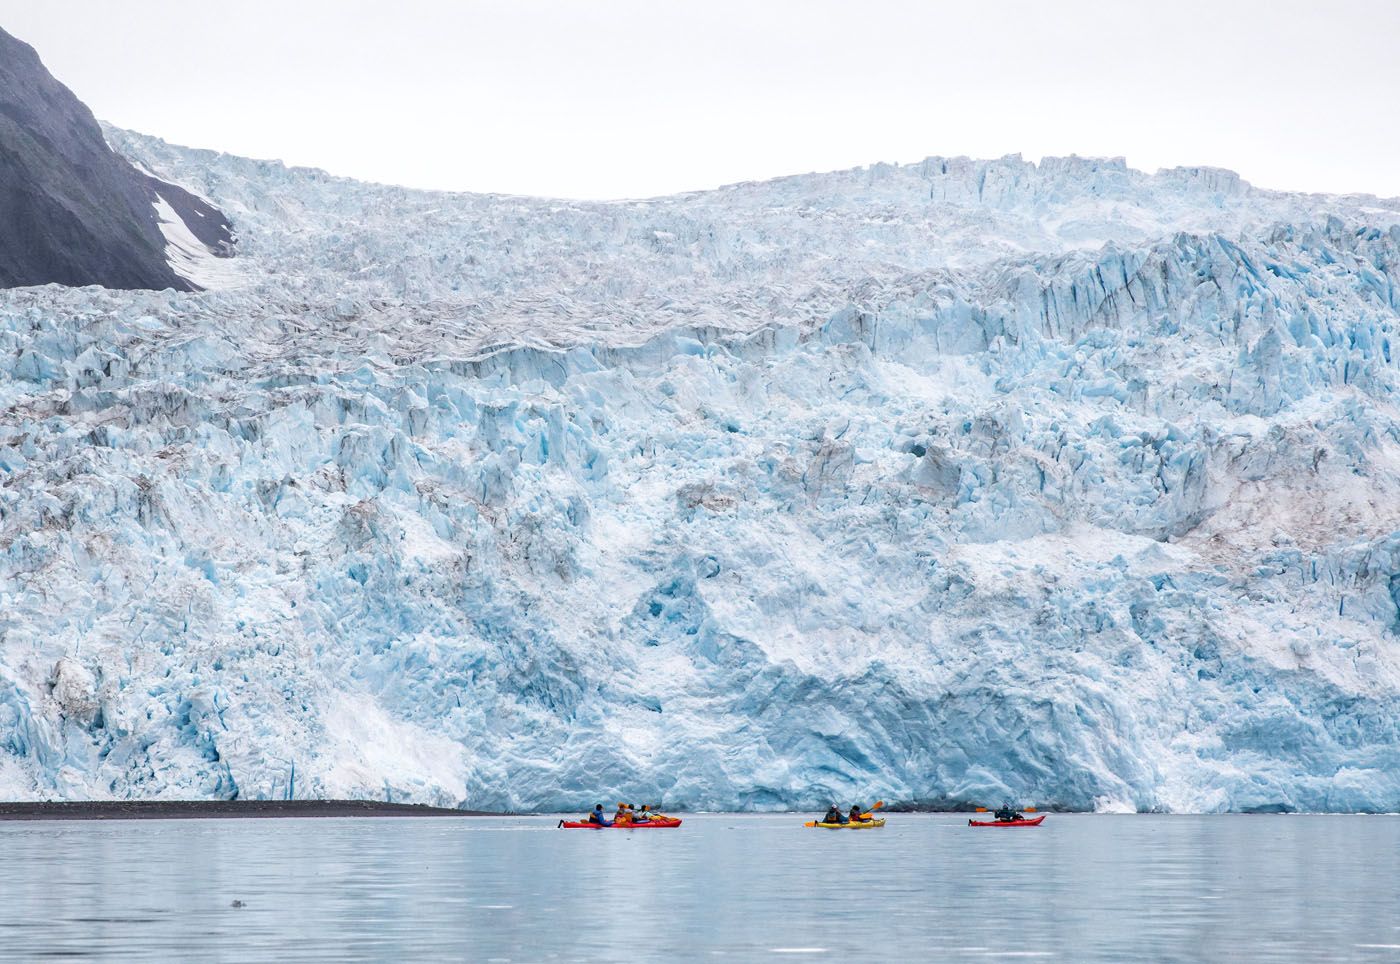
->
<box><xmin>0</xmin><ymin>814</ymin><xmax>1395</xmax><ymax>961</ymax></box>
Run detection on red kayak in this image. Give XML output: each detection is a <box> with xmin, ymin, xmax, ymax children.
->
<box><xmin>968</xmin><ymin>815</ymin><xmax>1046</xmax><ymax>827</ymax></box>
<box><xmin>559</xmin><ymin>818</ymin><xmax>682</xmax><ymax>829</ymax></box>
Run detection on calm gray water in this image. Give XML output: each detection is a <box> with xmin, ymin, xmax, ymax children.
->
<box><xmin>1</xmin><ymin>813</ymin><xmax>1397</xmax><ymax>962</ymax></box>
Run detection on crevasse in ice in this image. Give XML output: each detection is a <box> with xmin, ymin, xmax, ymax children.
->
<box><xmin>1</xmin><ymin>129</ymin><xmax>1399</xmax><ymax>811</ymax></box>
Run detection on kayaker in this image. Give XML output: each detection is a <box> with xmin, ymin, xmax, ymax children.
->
<box><xmin>613</xmin><ymin>804</ymin><xmax>631</xmax><ymax>825</ymax></box>
<box><xmin>849</xmin><ymin>804</ymin><xmax>867</xmax><ymax>824</ymax></box>
<box><xmin>822</xmin><ymin>804</ymin><xmax>846</xmax><ymax>825</ymax></box>
<box><xmin>994</xmin><ymin>800</ymin><xmax>1023</xmax><ymax>822</ymax></box>
<box><xmin>634</xmin><ymin>805</ymin><xmax>653</xmax><ymax>823</ymax></box>
<box><xmin>587</xmin><ymin>804</ymin><xmax>612</xmax><ymax>827</ymax></box>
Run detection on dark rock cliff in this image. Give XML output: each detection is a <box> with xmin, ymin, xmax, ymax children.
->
<box><xmin>0</xmin><ymin>26</ymin><xmax>233</xmax><ymax>291</ymax></box>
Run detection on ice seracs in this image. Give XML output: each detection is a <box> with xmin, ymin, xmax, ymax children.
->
<box><xmin>1</xmin><ymin>127</ymin><xmax>1398</xmax><ymax>812</ymax></box>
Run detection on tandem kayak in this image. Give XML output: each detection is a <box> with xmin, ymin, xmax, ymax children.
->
<box><xmin>811</xmin><ymin>818</ymin><xmax>886</xmax><ymax>829</ymax></box>
<box><xmin>968</xmin><ymin>815</ymin><xmax>1045</xmax><ymax>827</ymax></box>
<box><xmin>558</xmin><ymin>818</ymin><xmax>682</xmax><ymax>829</ymax></box>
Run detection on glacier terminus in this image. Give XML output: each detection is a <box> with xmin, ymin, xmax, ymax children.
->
<box><xmin>3</xmin><ymin>125</ymin><xmax>1400</xmax><ymax>814</ymax></box>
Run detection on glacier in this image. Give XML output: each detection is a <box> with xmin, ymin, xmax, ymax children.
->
<box><xmin>2</xmin><ymin>128</ymin><xmax>1400</xmax><ymax>812</ymax></box>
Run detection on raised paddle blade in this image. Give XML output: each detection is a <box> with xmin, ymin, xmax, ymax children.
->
<box><xmin>1024</xmin><ymin>807</ymin><xmax>1038</xmax><ymax>813</ymax></box>
<box><xmin>974</xmin><ymin>807</ymin><xmax>988</xmax><ymax>812</ymax></box>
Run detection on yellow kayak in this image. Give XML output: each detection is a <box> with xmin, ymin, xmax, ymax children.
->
<box><xmin>811</xmin><ymin>818</ymin><xmax>886</xmax><ymax>829</ymax></box>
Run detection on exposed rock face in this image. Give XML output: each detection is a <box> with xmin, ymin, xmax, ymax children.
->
<box><xmin>0</xmin><ymin>27</ymin><xmax>232</xmax><ymax>291</ymax></box>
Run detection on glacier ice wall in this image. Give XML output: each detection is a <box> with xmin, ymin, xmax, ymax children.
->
<box><xmin>2</xmin><ymin>130</ymin><xmax>1400</xmax><ymax>811</ymax></box>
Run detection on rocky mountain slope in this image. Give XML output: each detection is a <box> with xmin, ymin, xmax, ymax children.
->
<box><xmin>0</xmin><ymin>27</ymin><xmax>233</xmax><ymax>291</ymax></box>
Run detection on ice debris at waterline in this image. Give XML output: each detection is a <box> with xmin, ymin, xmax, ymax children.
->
<box><xmin>3</xmin><ymin>130</ymin><xmax>1400</xmax><ymax>813</ymax></box>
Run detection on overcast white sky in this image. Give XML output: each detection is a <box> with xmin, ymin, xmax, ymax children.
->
<box><xmin>3</xmin><ymin>0</ymin><xmax>1397</xmax><ymax>199</ymax></box>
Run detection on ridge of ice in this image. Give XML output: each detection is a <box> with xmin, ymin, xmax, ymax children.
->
<box><xmin>0</xmin><ymin>128</ymin><xmax>1398</xmax><ymax>811</ymax></box>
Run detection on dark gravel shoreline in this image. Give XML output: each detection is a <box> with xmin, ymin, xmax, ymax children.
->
<box><xmin>0</xmin><ymin>800</ymin><xmax>509</xmax><ymax>821</ymax></box>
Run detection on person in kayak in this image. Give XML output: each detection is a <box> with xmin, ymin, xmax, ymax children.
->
<box><xmin>633</xmin><ymin>805</ymin><xmax>652</xmax><ymax>823</ymax></box>
<box><xmin>821</xmin><ymin>804</ymin><xmax>847</xmax><ymax>824</ymax></box>
<box><xmin>849</xmin><ymin>805</ymin><xmax>868</xmax><ymax>824</ymax></box>
<box><xmin>994</xmin><ymin>800</ymin><xmax>1024</xmax><ymax>822</ymax></box>
<box><xmin>587</xmin><ymin>804</ymin><xmax>612</xmax><ymax>826</ymax></box>
<box><xmin>613</xmin><ymin>804</ymin><xmax>632</xmax><ymax>825</ymax></box>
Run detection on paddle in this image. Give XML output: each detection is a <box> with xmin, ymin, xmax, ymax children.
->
<box><xmin>805</xmin><ymin>800</ymin><xmax>885</xmax><ymax>827</ymax></box>
<box><xmin>973</xmin><ymin>804</ymin><xmax>1037</xmax><ymax>817</ymax></box>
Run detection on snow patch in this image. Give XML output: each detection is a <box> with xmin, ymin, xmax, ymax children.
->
<box><xmin>153</xmin><ymin>194</ymin><xmax>244</xmax><ymax>290</ymax></box>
